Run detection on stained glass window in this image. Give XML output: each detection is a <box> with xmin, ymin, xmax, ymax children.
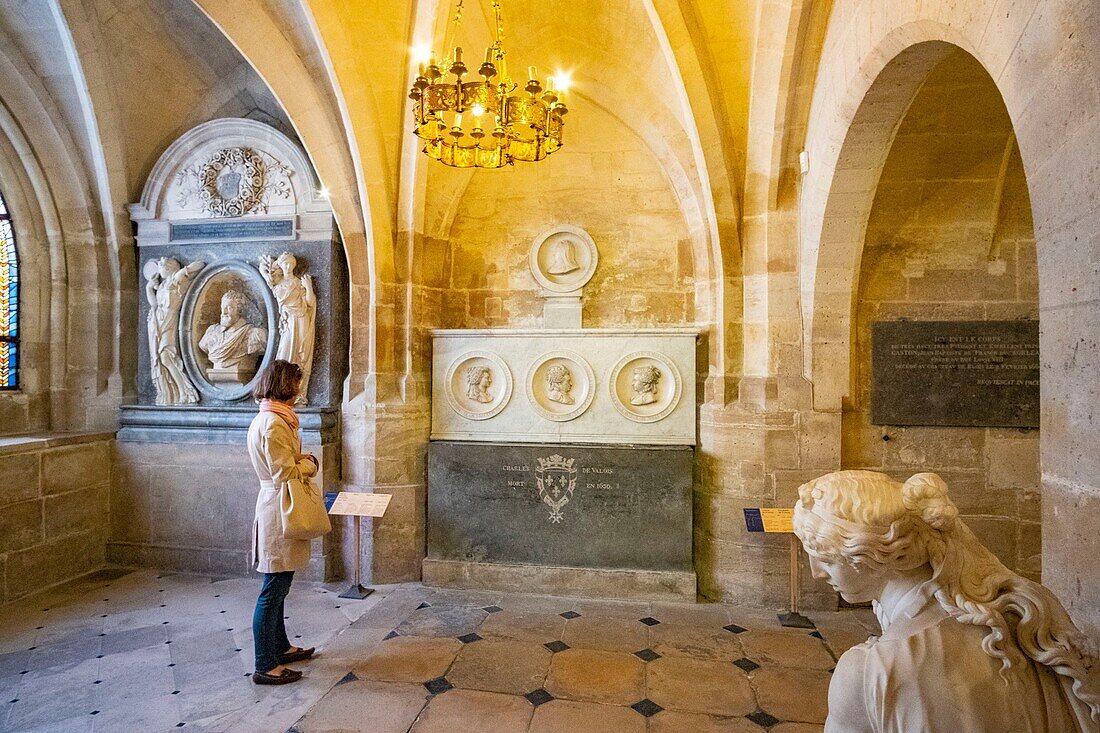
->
<box><xmin>0</xmin><ymin>189</ymin><xmax>17</xmax><ymax>390</ymax></box>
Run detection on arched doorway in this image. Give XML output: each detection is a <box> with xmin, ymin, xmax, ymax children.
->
<box><xmin>840</xmin><ymin>48</ymin><xmax>1040</xmax><ymax>577</ymax></box>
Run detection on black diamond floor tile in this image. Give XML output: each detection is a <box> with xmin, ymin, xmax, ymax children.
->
<box><xmin>423</xmin><ymin>677</ymin><xmax>453</xmax><ymax>695</ymax></box>
<box><xmin>524</xmin><ymin>688</ymin><xmax>554</xmax><ymax>707</ymax></box>
<box><xmin>810</xmin><ymin>630</ymin><xmax>824</xmax><ymax>639</ymax></box>
<box><xmin>559</xmin><ymin>610</ymin><xmax>581</xmax><ymax>619</ymax></box>
<box><xmin>416</xmin><ymin>602</ymin><xmax>432</xmax><ymax>610</ymax></box>
<box><xmin>633</xmin><ymin>648</ymin><xmax>661</xmax><ymax>662</ymax></box>
<box><xmin>544</xmin><ymin>640</ymin><xmax>570</xmax><ymax>653</ymax></box>
<box><xmin>336</xmin><ymin>671</ymin><xmax>358</xmax><ymax>686</ymax></box>
<box><xmin>482</xmin><ymin>605</ymin><xmax>504</xmax><ymax>614</ymax></box>
<box><xmin>383</xmin><ymin>631</ymin><xmax>400</xmax><ymax>640</ymax></box>
<box><xmin>746</xmin><ymin>709</ymin><xmax>781</xmax><ymax>727</ymax></box>
<box><xmin>638</xmin><ymin>617</ymin><xmax>661</xmax><ymax>626</ymax></box>
<box><xmin>724</xmin><ymin>623</ymin><xmax>748</xmax><ymax>634</ymax></box>
<box><xmin>733</xmin><ymin>657</ymin><xmax>760</xmax><ymax>673</ymax></box>
<box><xmin>457</xmin><ymin>632</ymin><xmax>482</xmax><ymax>644</ymax></box>
<box><xmin>630</xmin><ymin>699</ymin><xmax>664</xmax><ymax>717</ymax></box>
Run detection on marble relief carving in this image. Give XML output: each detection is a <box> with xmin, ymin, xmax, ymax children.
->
<box><xmin>529</xmin><ymin>226</ymin><xmax>598</xmax><ymax>293</ymax></box>
<box><xmin>145</xmin><ymin>257</ymin><xmax>204</xmax><ymax>405</ymax></box>
<box><xmin>527</xmin><ymin>351</ymin><xmax>595</xmax><ymax>422</ymax></box>
<box><xmin>465</xmin><ymin>366</ymin><xmax>494</xmax><ymax>403</ymax></box>
<box><xmin>630</xmin><ymin>365</ymin><xmax>661</xmax><ymax>405</ymax></box>
<box><xmin>446</xmin><ymin>351</ymin><xmax>512</xmax><ymax>420</ymax></box>
<box><xmin>198</xmin><ymin>291</ymin><xmax>268</xmax><ymax>385</ymax></box>
<box><xmin>546</xmin><ymin>365</ymin><xmax>575</xmax><ymax>404</ymax></box>
<box><xmin>261</xmin><ymin>252</ymin><xmax>316</xmax><ymax>401</ymax></box>
<box><xmin>610</xmin><ymin>352</ymin><xmax>681</xmax><ymax>423</ymax></box>
<box><xmin>175</xmin><ymin>146</ymin><xmax>291</xmax><ymax>217</ymax></box>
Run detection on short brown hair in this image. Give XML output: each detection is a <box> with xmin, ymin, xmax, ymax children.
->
<box><xmin>252</xmin><ymin>360</ymin><xmax>303</xmax><ymax>402</ymax></box>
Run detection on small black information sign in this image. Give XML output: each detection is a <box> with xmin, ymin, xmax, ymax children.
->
<box><xmin>871</xmin><ymin>320</ymin><xmax>1039</xmax><ymax>428</ymax></box>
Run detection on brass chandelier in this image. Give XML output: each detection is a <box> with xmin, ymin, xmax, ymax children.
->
<box><xmin>408</xmin><ymin>0</ymin><xmax>569</xmax><ymax>169</ymax></box>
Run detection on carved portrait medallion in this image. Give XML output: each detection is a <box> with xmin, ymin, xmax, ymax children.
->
<box><xmin>529</xmin><ymin>225</ymin><xmax>598</xmax><ymax>293</ymax></box>
<box><xmin>445</xmin><ymin>351</ymin><xmax>512</xmax><ymax>420</ymax></box>
<box><xmin>609</xmin><ymin>351</ymin><xmax>682</xmax><ymax>423</ymax></box>
<box><xmin>526</xmin><ymin>351</ymin><xmax>595</xmax><ymax>422</ymax></box>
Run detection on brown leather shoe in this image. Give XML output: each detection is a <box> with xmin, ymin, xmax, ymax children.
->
<box><xmin>252</xmin><ymin>667</ymin><xmax>303</xmax><ymax>685</ymax></box>
<box><xmin>278</xmin><ymin>646</ymin><xmax>315</xmax><ymax>665</ymax></box>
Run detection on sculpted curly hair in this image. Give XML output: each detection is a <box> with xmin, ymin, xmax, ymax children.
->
<box><xmin>794</xmin><ymin>470</ymin><xmax>1099</xmax><ymax>722</ymax></box>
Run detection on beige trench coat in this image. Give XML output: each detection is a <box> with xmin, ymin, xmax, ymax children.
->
<box><xmin>246</xmin><ymin>411</ymin><xmax>318</xmax><ymax>573</ymax></box>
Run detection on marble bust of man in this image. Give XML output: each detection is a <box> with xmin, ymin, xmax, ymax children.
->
<box><xmin>464</xmin><ymin>365</ymin><xmax>494</xmax><ymax>403</ymax></box>
<box><xmin>630</xmin><ymin>365</ymin><xmax>661</xmax><ymax>406</ymax></box>
<box><xmin>545</xmin><ymin>364</ymin><xmax>575</xmax><ymax>405</ymax></box>
<box><xmin>198</xmin><ymin>290</ymin><xmax>267</xmax><ymax>384</ymax></box>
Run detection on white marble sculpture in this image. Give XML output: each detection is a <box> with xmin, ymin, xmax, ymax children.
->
<box><xmin>793</xmin><ymin>470</ymin><xmax>1100</xmax><ymax>733</ymax></box>
<box><xmin>546</xmin><ymin>238</ymin><xmax>581</xmax><ymax>275</ymax></box>
<box><xmin>260</xmin><ymin>252</ymin><xmax>316</xmax><ymax>401</ymax></box>
<box><xmin>145</xmin><ymin>257</ymin><xmax>204</xmax><ymax>405</ymax></box>
<box><xmin>198</xmin><ymin>290</ymin><xmax>268</xmax><ymax>384</ymax></box>
<box><xmin>630</xmin><ymin>365</ymin><xmax>661</xmax><ymax>406</ymax></box>
<box><xmin>545</xmin><ymin>364</ymin><xmax>575</xmax><ymax>405</ymax></box>
<box><xmin>464</xmin><ymin>365</ymin><xmax>494</xmax><ymax>403</ymax></box>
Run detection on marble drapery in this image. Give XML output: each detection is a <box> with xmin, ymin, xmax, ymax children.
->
<box><xmin>261</xmin><ymin>252</ymin><xmax>316</xmax><ymax>402</ymax></box>
<box><xmin>145</xmin><ymin>257</ymin><xmax>204</xmax><ymax>405</ymax></box>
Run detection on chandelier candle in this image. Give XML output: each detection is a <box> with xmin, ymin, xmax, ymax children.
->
<box><xmin>409</xmin><ymin>0</ymin><xmax>569</xmax><ymax>168</ymax></box>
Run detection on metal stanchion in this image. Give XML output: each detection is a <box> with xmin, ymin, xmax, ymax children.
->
<box><xmin>338</xmin><ymin>514</ymin><xmax>373</xmax><ymax>600</ymax></box>
<box><xmin>777</xmin><ymin>534</ymin><xmax>815</xmax><ymax>628</ymax></box>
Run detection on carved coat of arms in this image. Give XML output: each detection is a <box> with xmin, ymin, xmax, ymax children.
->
<box><xmin>535</xmin><ymin>454</ymin><xmax>577</xmax><ymax>523</ymax></box>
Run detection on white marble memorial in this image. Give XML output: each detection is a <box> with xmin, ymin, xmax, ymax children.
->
<box><xmin>431</xmin><ymin>328</ymin><xmax>697</xmax><ymax>445</ymax></box>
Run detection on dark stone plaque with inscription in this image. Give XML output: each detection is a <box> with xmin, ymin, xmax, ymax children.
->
<box><xmin>872</xmin><ymin>320</ymin><xmax>1039</xmax><ymax>427</ymax></box>
<box><xmin>169</xmin><ymin>218</ymin><xmax>294</xmax><ymax>242</ymax></box>
<box><xmin>427</xmin><ymin>441</ymin><xmax>693</xmax><ymax>572</ymax></box>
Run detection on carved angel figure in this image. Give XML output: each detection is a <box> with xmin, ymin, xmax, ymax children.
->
<box><xmin>145</xmin><ymin>257</ymin><xmax>204</xmax><ymax>405</ymax></box>
<box><xmin>260</xmin><ymin>252</ymin><xmax>316</xmax><ymax>403</ymax></box>
<box><xmin>793</xmin><ymin>470</ymin><xmax>1100</xmax><ymax>733</ymax></box>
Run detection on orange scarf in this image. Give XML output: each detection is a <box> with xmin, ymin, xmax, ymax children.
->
<box><xmin>259</xmin><ymin>399</ymin><xmax>300</xmax><ymax>432</ymax></box>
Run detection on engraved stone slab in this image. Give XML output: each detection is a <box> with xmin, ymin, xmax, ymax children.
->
<box><xmin>427</xmin><ymin>441</ymin><xmax>693</xmax><ymax>573</ymax></box>
<box><xmin>871</xmin><ymin>320</ymin><xmax>1039</xmax><ymax>427</ymax></box>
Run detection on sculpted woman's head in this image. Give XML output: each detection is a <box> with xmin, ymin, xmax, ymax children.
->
<box><xmin>793</xmin><ymin>470</ymin><xmax>954</xmax><ymax>602</ymax></box>
<box><xmin>793</xmin><ymin>469</ymin><xmax>1100</xmax><ymax>719</ymax></box>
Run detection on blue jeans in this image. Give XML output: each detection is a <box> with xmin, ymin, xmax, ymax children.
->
<box><xmin>253</xmin><ymin>571</ymin><xmax>294</xmax><ymax>672</ymax></box>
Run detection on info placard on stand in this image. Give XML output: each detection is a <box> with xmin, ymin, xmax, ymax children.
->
<box><xmin>327</xmin><ymin>492</ymin><xmax>392</xmax><ymax>600</ymax></box>
<box><xmin>743</xmin><ymin>507</ymin><xmax>815</xmax><ymax>629</ymax></box>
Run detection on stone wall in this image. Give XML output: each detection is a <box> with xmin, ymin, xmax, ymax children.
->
<box><xmin>842</xmin><ymin>51</ymin><xmax>1040</xmax><ymax>577</ymax></box>
<box><xmin>437</xmin><ymin>104</ymin><xmax>695</xmax><ymax>330</ymax></box>
<box><xmin>0</xmin><ymin>434</ymin><xmax>113</xmax><ymax>603</ymax></box>
<box><xmin>109</xmin><ymin>438</ymin><xmax>337</xmax><ymax>580</ymax></box>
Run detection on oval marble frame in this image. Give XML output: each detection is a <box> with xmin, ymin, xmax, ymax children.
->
<box><xmin>608</xmin><ymin>351</ymin><xmax>682</xmax><ymax>423</ymax></box>
<box><xmin>529</xmin><ymin>225</ymin><xmax>598</xmax><ymax>293</ymax></box>
<box><xmin>445</xmin><ymin>350</ymin><xmax>513</xmax><ymax>421</ymax></box>
<box><xmin>525</xmin><ymin>350</ymin><xmax>596</xmax><ymax>422</ymax></box>
<box><xmin>179</xmin><ymin>260</ymin><xmax>278</xmax><ymax>402</ymax></box>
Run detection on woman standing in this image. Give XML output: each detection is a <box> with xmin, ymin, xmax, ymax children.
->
<box><xmin>247</xmin><ymin>360</ymin><xmax>320</xmax><ymax>685</ymax></box>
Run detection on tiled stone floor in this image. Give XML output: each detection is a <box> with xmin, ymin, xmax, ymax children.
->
<box><xmin>0</xmin><ymin>569</ymin><xmax>880</xmax><ymax>732</ymax></box>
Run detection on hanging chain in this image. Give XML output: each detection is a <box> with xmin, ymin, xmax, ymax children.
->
<box><xmin>492</xmin><ymin>0</ymin><xmax>504</xmax><ymax>48</ymax></box>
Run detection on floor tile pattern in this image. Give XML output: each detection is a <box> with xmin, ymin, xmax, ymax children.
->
<box><xmin>0</xmin><ymin>570</ymin><xmax>880</xmax><ymax>732</ymax></box>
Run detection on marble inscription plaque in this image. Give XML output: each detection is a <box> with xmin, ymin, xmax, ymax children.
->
<box><xmin>169</xmin><ymin>218</ymin><xmax>294</xmax><ymax>242</ymax></box>
<box><xmin>428</xmin><ymin>441</ymin><xmax>693</xmax><ymax>572</ymax></box>
<box><xmin>872</xmin><ymin>320</ymin><xmax>1039</xmax><ymax>427</ymax></box>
